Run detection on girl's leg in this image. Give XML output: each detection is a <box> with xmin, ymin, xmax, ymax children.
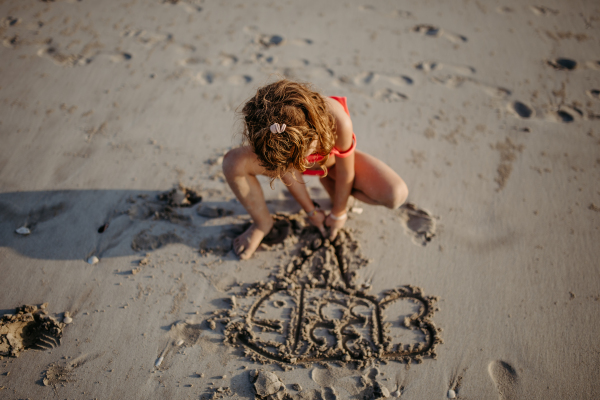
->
<box><xmin>322</xmin><ymin>150</ymin><xmax>408</xmax><ymax>209</ymax></box>
<box><xmin>222</xmin><ymin>147</ymin><xmax>274</xmax><ymax>259</ymax></box>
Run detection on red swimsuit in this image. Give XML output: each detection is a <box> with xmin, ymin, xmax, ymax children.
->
<box><xmin>303</xmin><ymin>96</ymin><xmax>357</xmax><ymax>176</ymax></box>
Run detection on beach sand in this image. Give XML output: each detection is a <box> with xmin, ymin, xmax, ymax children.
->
<box><xmin>1</xmin><ymin>0</ymin><xmax>599</xmax><ymax>398</ymax></box>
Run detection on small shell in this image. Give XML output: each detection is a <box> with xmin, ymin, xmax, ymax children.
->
<box><xmin>176</xmin><ymin>339</ymin><xmax>184</xmax><ymax>346</ymax></box>
<box><xmin>448</xmin><ymin>389</ymin><xmax>456</xmax><ymax>398</ymax></box>
<box><xmin>155</xmin><ymin>356</ymin><xmax>164</xmax><ymax>367</ymax></box>
<box><xmin>63</xmin><ymin>316</ymin><xmax>73</xmax><ymax>324</ymax></box>
<box><xmin>87</xmin><ymin>256</ymin><xmax>99</xmax><ymax>265</ymax></box>
<box><xmin>15</xmin><ymin>226</ymin><xmax>30</xmax><ymax>235</ymax></box>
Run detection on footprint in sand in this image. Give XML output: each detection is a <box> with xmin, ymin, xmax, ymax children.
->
<box><xmin>397</xmin><ymin>203</ymin><xmax>436</xmax><ymax>246</ymax></box>
<box><xmin>390</xmin><ymin>9</ymin><xmax>414</xmax><ymax>19</ymax></box>
<box><xmin>480</xmin><ymin>84</ymin><xmax>511</xmax><ymax>99</ymax></box>
<box><xmin>372</xmin><ymin>88</ymin><xmax>408</xmax><ymax>102</ymax></box>
<box><xmin>488</xmin><ymin>360</ymin><xmax>520</xmax><ymax>400</ymax></box>
<box><xmin>555</xmin><ymin>111</ymin><xmax>574</xmax><ymax>122</ymax></box>
<box><xmin>258</xmin><ymin>34</ymin><xmax>285</xmax><ymax>48</ymax></box>
<box><xmin>162</xmin><ymin>0</ymin><xmax>202</xmax><ymax>13</ymax></box>
<box><xmin>192</xmin><ymin>71</ymin><xmax>216</xmax><ymax>85</ymax></box>
<box><xmin>546</xmin><ymin>58</ymin><xmax>577</xmax><ymax>71</ymax></box>
<box><xmin>2</xmin><ymin>32</ymin><xmax>16</xmax><ymax>47</ymax></box>
<box><xmin>551</xmin><ymin>106</ymin><xmax>583</xmax><ymax>123</ymax></box>
<box><xmin>431</xmin><ymin>74</ymin><xmax>468</xmax><ymax>89</ymax></box>
<box><xmin>495</xmin><ymin>6</ymin><xmax>514</xmax><ymax>14</ymax></box>
<box><xmin>154</xmin><ymin>321</ymin><xmax>202</xmax><ymax>369</ymax></box>
<box><xmin>227</xmin><ymin>75</ymin><xmax>253</xmax><ymax>85</ymax></box>
<box><xmin>586</xmin><ymin>61</ymin><xmax>600</xmax><ymax>70</ymax></box>
<box><xmin>353</xmin><ymin>71</ymin><xmax>379</xmax><ymax>85</ymax></box>
<box><xmin>507</xmin><ymin>101</ymin><xmax>534</xmax><ymax>119</ymax></box>
<box><xmin>411</xmin><ymin>24</ymin><xmax>467</xmax><ymax>44</ymax></box>
<box><xmin>344</xmin><ymin>71</ymin><xmax>414</xmax><ymax>88</ymax></box>
<box><xmin>37</xmin><ymin>46</ymin><xmax>88</xmax><ymax>67</ymax></box>
<box><xmin>530</xmin><ymin>5</ymin><xmax>559</xmax><ymax>16</ymax></box>
<box><xmin>109</xmin><ymin>52</ymin><xmax>133</xmax><ymax>63</ymax></box>
<box><xmin>177</xmin><ymin>57</ymin><xmax>206</xmax><ymax>66</ymax></box>
<box><xmin>1</xmin><ymin>16</ymin><xmax>21</xmax><ymax>27</ymax></box>
<box><xmin>218</xmin><ymin>53</ymin><xmax>238</xmax><ymax>67</ymax></box>
<box><xmin>290</xmin><ymin>38</ymin><xmax>314</xmax><ymax>46</ymax></box>
<box><xmin>587</xmin><ymin>89</ymin><xmax>600</xmax><ymax>100</ymax></box>
<box><xmin>43</xmin><ymin>353</ymin><xmax>101</xmax><ymax>387</ymax></box>
<box><xmin>547</xmin><ymin>58</ymin><xmax>600</xmax><ymax>71</ymax></box>
<box><xmin>121</xmin><ymin>29</ymin><xmax>173</xmax><ymax>49</ymax></box>
<box><xmin>416</xmin><ymin>61</ymin><xmax>507</xmax><ymax>97</ymax></box>
<box><xmin>415</xmin><ymin>61</ymin><xmax>475</xmax><ymax>76</ymax></box>
<box><xmin>0</xmin><ymin>304</ymin><xmax>64</xmax><ymax>357</ymax></box>
<box><xmin>387</xmin><ymin>75</ymin><xmax>414</xmax><ymax>86</ymax></box>
<box><xmin>414</xmin><ymin>61</ymin><xmax>440</xmax><ymax>72</ymax></box>
<box><xmin>358</xmin><ymin>4</ymin><xmax>376</xmax><ymax>11</ymax></box>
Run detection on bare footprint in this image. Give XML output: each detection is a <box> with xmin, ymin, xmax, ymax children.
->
<box><xmin>546</xmin><ymin>58</ymin><xmax>577</xmax><ymax>71</ymax></box>
<box><xmin>488</xmin><ymin>360</ymin><xmax>520</xmax><ymax>400</ymax></box>
<box><xmin>372</xmin><ymin>88</ymin><xmax>408</xmax><ymax>102</ymax></box>
<box><xmin>530</xmin><ymin>5</ymin><xmax>559</xmax><ymax>16</ymax></box>
<box><xmin>386</xmin><ymin>75</ymin><xmax>414</xmax><ymax>86</ymax></box>
<box><xmin>586</xmin><ymin>61</ymin><xmax>600</xmax><ymax>70</ymax></box>
<box><xmin>227</xmin><ymin>75</ymin><xmax>253</xmax><ymax>85</ymax></box>
<box><xmin>258</xmin><ymin>34</ymin><xmax>285</xmax><ymax>48</ymax></box>
<box><xmin>353</xmin><ymin>71</ymin><xmax>379</xmax><ymax>85</ymax></box>
<box><xmin>507</xmin><ymin>101</ymin><xmax>534</xmax><ymax>119</ymax></box>
<box><xmin>397</xmin><ymin>203</ymin><xmax>436</xmax><ymax>246</ymax></box>
<box><xmin>587</xmin><ymin>89</ymin><xmax>600</xmax><ymax>100</ymax></box>
<box><xmin>411</xmin><ymin>24</ymin><xmax>467</xmax><ymax>43</ymax></box>
<box><xmin>192</xmin><ymin>71</ymin><xmax>216</xmax><ymax>85</ymax></box>
<box><xmin>495</xmin><ymin>6</ymin><xmax>514</xmax><ymax>14</ymax></box>
<box><xmin>415</xmin><ymin>61</ymin><xmax>475</xmax><ymax>75</ymax></box>
<box><xmin>414</xmin><ymin>61</ymin><xmax>440</xmax><ymax>72</ymax></box>
<box><xmin>431</xmin><ymin>74</ymin><xmax>467</xmax><ymax>89</ymax></box>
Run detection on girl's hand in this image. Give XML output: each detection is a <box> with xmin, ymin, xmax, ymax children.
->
<box><xmin>307</xmin><ymin>209</ymin><xmax>327</xmax><ymax>237</ymax></box>
<box><xmin>326</xmin><ymin>212</ymin><xmax>347</xmax><ymax>240</ymax></box>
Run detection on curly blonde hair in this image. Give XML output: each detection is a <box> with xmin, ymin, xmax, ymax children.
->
<box><xmin>240</xmin><ymin>79</ymin><xmax>336</xmax><ymax>181</ymax></box>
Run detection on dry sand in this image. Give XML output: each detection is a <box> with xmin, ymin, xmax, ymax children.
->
<box><xmin>1</xmin><ymin>0</ymin><xmax>599</xmax><ymax>398</ymax></box>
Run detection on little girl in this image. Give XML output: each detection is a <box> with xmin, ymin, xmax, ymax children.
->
<box><xmin>222</xmin><ymin>79</ymin><xmax>408</xmax><ymax>259</ymax></box>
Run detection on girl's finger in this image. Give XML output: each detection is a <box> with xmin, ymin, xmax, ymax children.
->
<box><xmin>319</xmin><ymin>226</ymin><xmax>327</xmax><ymax>237</ymax></box>
<box><xmin>329</xmin><ymin>228</ymin><xmax>338</xmax><ymax>240</ymax></box>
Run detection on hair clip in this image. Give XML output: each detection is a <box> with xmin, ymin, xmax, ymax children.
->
<box><xmin>270</xmin><ymin>123</ymin><xmax>286</xmax><ymax>134</ymax></box>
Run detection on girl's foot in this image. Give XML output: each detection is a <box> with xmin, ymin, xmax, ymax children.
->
<box><xmin>233</xmin><ymin>223</ymin><xmax>270</xmax><ymax>260</ymax></box>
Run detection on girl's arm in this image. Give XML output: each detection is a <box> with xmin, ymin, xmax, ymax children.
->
<box><xmin>281</xmin><ymin>170</ymin><xmax>327</xmax><ymax>236</ymax></box>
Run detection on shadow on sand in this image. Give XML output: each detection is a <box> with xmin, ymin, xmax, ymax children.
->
<box><xmin>0</xmin><ymin>190</ymin><xmax>301</xmax><ymax>261</ymax></box>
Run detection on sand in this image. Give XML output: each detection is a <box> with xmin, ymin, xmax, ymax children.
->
<box><xmin>1</xmin><ymin>0</ymin><xmax>600</xmax><ymax>398</ymax></box>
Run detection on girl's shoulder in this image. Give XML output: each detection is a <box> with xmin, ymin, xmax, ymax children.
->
<box><xmin>325</xmin><ymin>97</ymin><xmax>352</xmax><ymax>130</ymax></box>
<box><xmin>325</xmin><ymin>96</ymin><xmax>349</xmax><ymax>116</ymax></box>
<box><xmin>325</xmin><ymin>97</ymin><xmax>353</xmax><ymax>150</ymax></box>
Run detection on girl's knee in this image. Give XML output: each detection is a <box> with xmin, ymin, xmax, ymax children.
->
<box><xmin>385</xmin><ymin>180</ymin><xmax>408</xmax><ymax>209</ymax></box>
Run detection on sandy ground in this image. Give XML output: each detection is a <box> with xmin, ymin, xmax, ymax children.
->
<box><xmin>1</xmin><ymin>0</ymin><xmax>599</xmax><ymax>399</ymax></box>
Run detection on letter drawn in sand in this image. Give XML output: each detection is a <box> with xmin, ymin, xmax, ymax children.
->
<box><xmin>208</xmin><ymin>217</ymin><xmax>443</xmax><ymax>367</ymax></box>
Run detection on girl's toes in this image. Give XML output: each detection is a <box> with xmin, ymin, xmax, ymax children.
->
<box><xmin>239</xmin><ymin>249</ymin><xmax>251</xmax><ymax>260</ymax></box>
<box><xmin>233</xmin><ymin>241</ymin><xmax>245</xmax><ymax>256</ymax></box>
